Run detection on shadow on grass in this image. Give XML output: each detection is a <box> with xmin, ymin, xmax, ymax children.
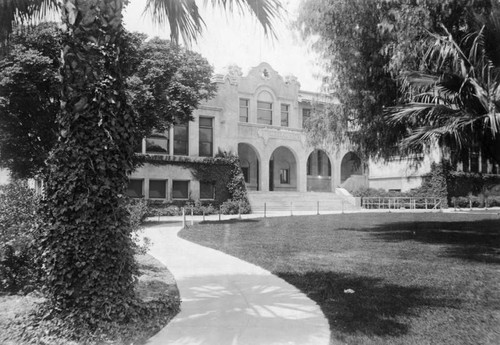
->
<box><xmin>277</xmin><ymin>271</ymin><xmax>460</xmax><ymax>340</ymax></box>
<box><xmin>366</xmin><ymin>220</ymin><xmax>500</xmax><ymax>264</ymax></box>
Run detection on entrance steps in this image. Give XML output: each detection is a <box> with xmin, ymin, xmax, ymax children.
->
<box><xmin>247</xmin><ymin>191</ymin><xmax>361</xmax><ymax>214</ymax></box>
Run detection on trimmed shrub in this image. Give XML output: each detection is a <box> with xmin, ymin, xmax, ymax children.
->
<box><xmin>447</xmin><ymin>171</ymin><xmax>500</xmax><ymax>198</ymax></box>
<box><xmin>451</xmin><ymin>195</ymin><xmax>500</xmax><ymax>208</ymax></box>
<box><xmin>185</xmin><ymin>200</ymin><xmax>216</xmax><ymax>215</ymax></box>
<box><xmin>220</xmin><ymin>199</ymin><xmax>251</xmax><ymax>215</ymax></box>
<box><xmin>145</xmin><ymin>201</ymin><xmax>182</xmax><ymax>217</ymax></box>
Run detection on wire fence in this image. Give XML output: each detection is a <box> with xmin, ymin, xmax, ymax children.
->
<box><xmin>361</xmin><ymin>197</ymin><xmax>443</xmax><ymax>210</ymax></box>
<box><xmin>250</xmin><ymin>199</ymin><xmax>359</xmax><ymax>217</ymax></box>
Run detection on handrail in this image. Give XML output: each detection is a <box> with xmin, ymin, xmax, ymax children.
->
<box><xmin>361</xmin><ymin>197</ymin><xmax>442</xmax><ymax>210</ymax></box>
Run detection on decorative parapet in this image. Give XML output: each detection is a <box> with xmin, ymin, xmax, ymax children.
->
<box><xmin>212</xmin><ymin>64</ymin><xmax>242</xmax><ymax>86</ymax></box>
<box><xmin>284</xmin><ymin>74</ymin><xmax>300</xmax><ymax>87</ymax></box>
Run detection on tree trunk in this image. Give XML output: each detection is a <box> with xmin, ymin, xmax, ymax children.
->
<box><xmin>39</xmin><ymin>0</ymin><xmax>138</xmax><ymax>320</ymax></box>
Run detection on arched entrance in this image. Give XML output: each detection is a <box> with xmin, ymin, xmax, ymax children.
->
<box><xmin>307</xmin><ymin>149</ymin><xmax>332</xmax><ymax>192</ymax></box>
<box><xmin>238</xmin><ymin>143</ymin><xmax>260</xmax><ymax>191</ymax></box>
<box><xmin>269</xmin><ymin>146</ymin><xmax>297</xmax><ymax>191</ymax></box>
<box><xmin>340</xmin><ymin>152</ymin><xmax>364</xmax><ymax>190</ymax></box>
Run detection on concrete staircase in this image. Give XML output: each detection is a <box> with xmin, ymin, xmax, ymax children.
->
<box><xmin>247</xmin><ymin>191</ymin><xmax>361</xmax><ymax>214</ymax></box>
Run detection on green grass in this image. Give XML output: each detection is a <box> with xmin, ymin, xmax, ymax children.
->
<box><xmin>179</xmin><ymin>212</ymin><xmax>500</xmax><ymax>345</ymax></box>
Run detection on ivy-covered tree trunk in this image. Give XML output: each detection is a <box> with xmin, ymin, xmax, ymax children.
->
<box><xmin>39</xmin><ymin>0</ymin><xmax>139</xmax><ymax>321</ymax></box>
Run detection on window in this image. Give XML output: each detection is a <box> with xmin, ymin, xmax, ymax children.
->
<box><xmin>146</xmin><ymin>134</ymin><xmax>168</xmax><ymax>154</ymax></box>
<box><xmin>174</xmin><ymin>123</ymin><xmax>188</xmax><ymax>155</ymax></box>
<box><xmin>200</xmin><ymin>181</ymin><xmax>215</xmax><ymax>199</ymax></box>
<box><xmin>302</xmin><ymin>108</ymin><xmax>311</xmax><ymax>128</ymax></box>
<box><xmin>280</xmin><ymin>169</ymin><xmax>290</xmax><ymax>184</ymax></box>
<box><xmin>126</xmin><ymin>179</ymin><xmax>143</xmax><ymax>198</ymax></box>
<box><xmin>149</xmin><ymin>180</ymin><xmax>166</xmax><ymax>199</ymax></box>
<box><xmin>239</xmin><ymin>99</ymin><xmax>249</xmax><ymax>122</ymax></box>
<box><xmin>172</xmin><ymin>180</ymin><xmax>189</xmax><ymax>199</ymax></box>
<box><xmin>257</xmin><ymin>101</ymin><xmax>272</xmax><ymax>125</ymax></box>
<box><xmin>281</xmin><ymin>104</ymin><xmax>289</xmax><ymax>127</ymax></box>
<box><xmin>199</xmin><ymin>117</ymin><xmax>213</xmax><ymax>157</ymax></box>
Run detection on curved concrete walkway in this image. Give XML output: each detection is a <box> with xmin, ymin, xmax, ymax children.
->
<box><xmin>144</xmin><ymin>222</ymin><xmax>330</xmax><ymax>345</ymax></box>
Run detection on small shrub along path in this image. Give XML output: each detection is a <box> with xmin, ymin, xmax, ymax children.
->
<box><xmin>179</xmin><ymin>212</ymin><xmax>500</xmax><ymax>345</ymax></box>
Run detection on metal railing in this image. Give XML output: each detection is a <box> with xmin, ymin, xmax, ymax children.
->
<box><xmin>252</xmin><ymin>199</ymin><xmax>357</xmax><ymax>217</ymax></box>
<box><xmin>361</xmin><ymin>197</ymin><xmax>442</xmax><ymax>210</ymax></box>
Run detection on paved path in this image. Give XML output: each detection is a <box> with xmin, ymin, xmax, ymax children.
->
<box><xmin>144</xmin><ymin>222</ymin><xmax>330</xmax><ymax>345</ymax></box>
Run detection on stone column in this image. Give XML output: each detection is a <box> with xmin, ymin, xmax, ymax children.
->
<box><xmin>260</xmin><ymin>157</ymin><xmax>270</xmax><ymax>192</ymax></box>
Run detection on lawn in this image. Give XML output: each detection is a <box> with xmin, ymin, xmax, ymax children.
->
<box><xmin>179</xmin><ymin>212</ymin><xmax>500</xmax><ymax>345</ymax></box>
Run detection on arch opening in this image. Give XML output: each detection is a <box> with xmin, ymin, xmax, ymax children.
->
<box><xmin>269</xmin><ymin>146</ymin><xmax>297</xmax><ymax>191</ymax></box>
<box><xmin>238</xmin><ymin>143</ymin><xmax>260</xmax><ymax>191</ymax></box>
<box><xmin>307</xmin><ymin>149</ymin><xmax>332</xmax><ymax>192</ymax></box>
<box><xmin>340</xmin><ymin>152</ymin><xmax>367</xmax><ymax>191</ymax></box>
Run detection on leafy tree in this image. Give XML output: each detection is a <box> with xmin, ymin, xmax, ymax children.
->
<box><xmin>0</xmin><ymin>26</ymin><xmax>217</xmax><ymax>178</ymax></box>
<box><xmin>127</xmin><ymin>37</ymin><xmax>217</xmax><ymax>138</ymax></box>
<box><xmin>388</xmin><ymin>3</ymin><xmax>500</xmax><ymax>165</ymax></box>
<box><xmin>296</xmin><ymin>0</ymin><xmax>494</xmax><ymax>161</ymax></box>
<box><xmin>0</xmin><ymin>23</ymin><xmax>60</xmax><ymax>179</ymax></box>
<box><xmin>0</xmin><ymin>0</ymin><xmax>282</xmax><ymax>329</ymax></box>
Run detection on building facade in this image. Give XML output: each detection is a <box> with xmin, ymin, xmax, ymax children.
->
<box><xmin>128</xmin><ymin>63</ymin><xmax>367</xmax><ymax>201</ymax></box>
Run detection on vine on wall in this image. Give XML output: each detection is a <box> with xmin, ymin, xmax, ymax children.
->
<box><xmin>143</xmin><ymin>150</ymin><xmax>250</xmax><ymax>212</ymax></box>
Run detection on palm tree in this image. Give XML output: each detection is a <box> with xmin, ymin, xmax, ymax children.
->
<box><xmin>388</xmin><ymin>4</ymin><xmax>500</xmax><ymax>167</ymax></box>
<box><xmin>0</xmin><ymin>0</ymin><xmax>282</xmax><ymax>322</ymax></box>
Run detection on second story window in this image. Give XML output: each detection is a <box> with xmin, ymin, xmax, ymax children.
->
<box><xmin>239</xmin><ymin>99</ymin><xmax>249</xmax><ymax>122</ymax></box>
<box><xmin>257</xmin><ymin>101</ymin><xmax>272</xmax><ymax>125</ymax></box>
<box><xmin>302</xmin><ymin>108</ymin><xmax>311</xmax><ymax>128</ymax></box>
<box><xmin>145</xmin><ymin>134</ymin><xmax>169</xmax><ymax>154</ymax></box>
<box><xmin>199</xmin><ymin>117</ymin><xmax>213</xmax><ymax>157</ymax></box>
<box><xmin>174</xmin><ymin>123</ymin><xmax>189</xmax><ymax>156</ymax></box>
<box><xmin>281</xmin><ymin>104</ymin><xmax>289</xmax><ymax>127</ymax></box>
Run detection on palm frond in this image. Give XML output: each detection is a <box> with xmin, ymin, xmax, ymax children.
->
<box><xmin>401</xmin><ymin>113</ymin><xmax>478</xmax><ymax>151</ymax></box>
<box><xmin>143</xmin><ymin>0</ymin><xmax>204</xmax><ymax>44</ymax></box>
<box><xmin>143</xmin><ymin>0</ymin><xmax>282</xmax><ymax>44</ymax></box>
<box><xmin>0</xmin><ymin>0</ymin><xmax>59</xmax><ymax>48</ymax></box>
<box><xmin>206</xmin><ymin>0</ymin><xmax>283</xmax><ymax>39</ymax></box>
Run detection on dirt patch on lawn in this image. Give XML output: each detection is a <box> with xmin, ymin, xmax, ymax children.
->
<box><xmin>136</xmin><ymin>253</ymin><xmax>180</xmax><ymax>302</ymax></box>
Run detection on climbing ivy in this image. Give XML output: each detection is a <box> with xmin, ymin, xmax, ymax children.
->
<box><xmin>191</xmin><ymin>151</ymin><xmax>249</xmax><ymax>207</ymax></box>
<box><xmin>37</xmin><ymin>1</ymin><xmax>140</xmax><ymax>323</ymax></box>
<box><xmin>143</xmin><ymin>150</ymin><xmax>250</xmax><ymax>210</ymax></box>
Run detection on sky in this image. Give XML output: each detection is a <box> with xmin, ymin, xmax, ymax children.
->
<box><xmin>122</xmin><ymin>0</ymin><xmax>323</xmax><ymax>92</ymax></box>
